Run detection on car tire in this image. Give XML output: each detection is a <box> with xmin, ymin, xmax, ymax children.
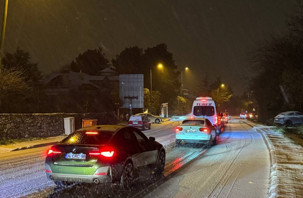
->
<box><xmin>155</xmin><ymin>119</ymin><xmax>160</xmax><ymax>124</ymax></box>
<box><xmin>213</xmin><ymin>134</ymin><xmax>217</xmax><ymax>145</ymax></box>
<box><xmin>120</xmin><ymin>161</ymin><xmax>134</xmax><ymax>190</ymax></box>
<box><xmin>285</xmin><ymin>120</ymin><xmax>292</xmax><ymax>127</ymax></box>
<box><xmin>206</xmin><ymin>137</ymin><xmax>212</xmax><ymax>148</ymax></box>
<box><xmin>155</xmin><ymin>150</ymin><xmax>165</xmax><ymax>174</ymax></box>
<box><xmin>175</xmin><ymin>140</ymin><xmax>181</xmax><ymax>147</ymax></box>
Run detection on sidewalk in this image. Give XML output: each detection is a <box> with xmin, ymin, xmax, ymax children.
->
<box><xmin>0</xmin><ymin>135</ymin><xmax>66</xmax><ymax>153</ymax></box>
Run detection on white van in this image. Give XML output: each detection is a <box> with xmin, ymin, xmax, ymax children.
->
<box><xmin>190</xmin><ymin>97</ymin><xmax>219</xmax><ymax>132</ymax></box>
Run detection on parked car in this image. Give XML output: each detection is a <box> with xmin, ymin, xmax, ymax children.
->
<box><xmin>128</xmin><ymin>115</ymin><xmax>151</xmax><ymax>130</ymax></box>
<box><xmin>274</xmin><ymin>111</ymin><xmax>303</xmax><ymax>126</ymax></box>
<box><xmin>175</xmin><ymin>118</ymin><xmax>217</xmax><ymax>147</ymax></box>
<box><xmin>136</xmin><ymin>113</ymin><xmax>162</xmax><ymax>124</ymax></box>
<box><xmin>240</xmin><ymin>112</ymin><xmax>247</xmax><ymax>119</ymax></box>
<box><xmin>45</xmin><ymin>125</ymin><xmax>165</xmax><ymax>189</ymax></box>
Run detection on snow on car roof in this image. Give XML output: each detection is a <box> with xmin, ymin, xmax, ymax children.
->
<box><xmin>77</xmin><ymin>125</ymin><xmax>126</xmax><ymax>132</ymax></box>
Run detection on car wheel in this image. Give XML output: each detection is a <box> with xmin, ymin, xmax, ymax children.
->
<box><xmin>206</xmin><ymin>136</ymin><xmax>212</xmax><ymax>148</ymax></box>
<box><xmin>120</xmin><ymin>161</ymin><xmax>134</xmax><ymax>190</ymax></box>
<box><xmin>155</xmin><ymin>150</ymin><xmax>165</xmax><ymax>174</ymax></box>
<box><xmin>285</xmin><ymin>120</ymin><xmax>293</xmax><ymax>127</ymax></box>
<box><xmin>175</xmin><ymin>140</ymin><xmax>181</xmax><ymax>147</ymax></box>
<box><xmin>155</xmin><ymin>119</ymin><xmax>160</xmax><ymax>124</ymax></box>
<box><xmin>213</xmin><ymin>134</ymin><xmax>217</xmax><ymax>145</ymax></box>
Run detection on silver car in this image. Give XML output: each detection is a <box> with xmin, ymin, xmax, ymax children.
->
<box><xmin>274</xmin><ymin>111</ymin><xmax>303</xmax><ymax>126</ymax></box>
<box><xmin>136</xmin><ymin>113</ymin><xmax>162</xmax><ymax>124</ymax></box>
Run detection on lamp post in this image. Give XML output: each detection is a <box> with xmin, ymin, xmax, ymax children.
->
<box><xmin>0</xmin><ymin>0</ymin><xmax>8</xmax><ymax>72</ymax></box>
<box><xmin>150</xmin><ymin>63</ymin><xmax>163</xmax><ymax>94</ymax></box>
<box><xmin>217</xmin><ymin>83</ymin><xmax>225</xmax><ymax>112</ymax></box>
<box><xmin>180</xmin><ymin>66</ymin><xmax>189</xmax><ymax>94</ymax></box>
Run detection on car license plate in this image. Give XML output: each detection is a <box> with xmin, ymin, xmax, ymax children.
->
<box><xmin>65</xmin><ymin>153</ymin><xmax>86</xmax><ymax>160</ymax></box>
<box><xmin>133</xmin><ymin>121</ymin><xmax>138</xmax><ymax>124</ymax></box>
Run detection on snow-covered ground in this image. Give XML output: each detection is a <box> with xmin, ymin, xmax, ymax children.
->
<box><xmin>1</xmin><ymin>119</ymin><xmax>303</xmax><ymax>198</ymax></box>
<box><xmin>144</xmin><ymin>119</ymin><xmax>270</xmax><ymax>198</ymax></box>
<box><xmin>254</xmin><ymin>125</ymin><xmax>303</xmax><ymax>198</ymax></box>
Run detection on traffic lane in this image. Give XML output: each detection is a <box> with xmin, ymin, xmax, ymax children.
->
<box><xmin>45</xmin><ymin>145</ymin><xmax>208</xmax><ymax>198</ymax></box>
<box><xmin>0</xmin><ymin>147</ymin><xmax>54</xmax><ymax>198</ymax></box>
<box><xmin>144</xmin><ymin>121</ymin><xmax>270</xmax><ymax>198</ymax></box>
<box><xmin>0</xmin><ymin>121</ymin><xmax>178</xmax><ymax>198</ymax></box>
<box><xmin>143</xmin><ymin>120</ymin><xmax>180</xmax><ymax>139</ymax></box>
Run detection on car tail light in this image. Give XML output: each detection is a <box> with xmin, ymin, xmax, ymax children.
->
<box><xmin>175</xmin><ymin>127</ymin><xmax>183</xmax><ymax>133</ymax></box>
<box><xmin>45</xmin><ymin>169</ymin><xmax>52</xmax><ymax>173</ymax></box>
<box><xmin>201</xmin><ymin>99</ymin><xmax>207</xmax><ymax>102</ymax></box>
<box><xmin>128</xmin><ymin>121</ymin><xmax>133</xmax><ymax>124</ymax></box>
<box><xmin>47</xmin><ymin>148</ymin><xmax>62</xmax><ymax>156</ymax></box>
<box><xmin>215</xmin><ymin>116</ymin><xmax>218</xmax><ymax>124</ymax></box>
<box><xmin>86</xmin><ymin>131</ymin><xmax>98</xmax><ymax>135</ymax></box>
<box><xmin>199</xmin><ymin>127</ymin><xmax>210</xmax><ymax>134</ymax></box>
<box><xmin>138</xmin><ymin>121</ymin><xmax>143</xmax><ymax>125</ymax></box>
<box><xmin>89</xmin><ymin>147</ymin><xmax>115</xmax><ymax>158</ymax></box>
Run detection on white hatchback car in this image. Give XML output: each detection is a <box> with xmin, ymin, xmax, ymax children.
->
<box><xmin>274</xmin><ymin>111</ymin><xmax>303</xmax><ymax>126</ymax></box>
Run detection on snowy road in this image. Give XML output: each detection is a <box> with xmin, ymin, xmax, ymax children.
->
<box><xmin>0</xmin><ymin>119</ymin><xmax>270</xmax><ymax>198</ymax></box>
<box><xmin>144</xmin><ymin>119</ymin><xmax>270</xmax><ymax>198</ymax></box>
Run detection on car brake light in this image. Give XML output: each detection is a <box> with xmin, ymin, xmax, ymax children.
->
<box><xmin>47</xmin><ymin>149</ymin><xmax>61</xmax><ymax>155</ymax></box>
<box><xmin>101</xmin><ymin>151</ymin><xmax>115</xmax><ymax>157</ymax></box>
<box><xmin>175</xmin><ymin>127</ymin><xmax>183</xmax><ymax>133</ymax></box>
<box><xmin>45</xmin><ymin>169</ymin><xmax>52</xmax><ymax>173</ymax></box>
<box><xmin>86</xmin><ymin>131</ymin><xmax>98</xmax><ymax>135</ymax></box>
<box><xmin>128</xmin><ymin>121</ymin><xmax>133</xmax><ymax>124</ymax></box>
<box><xmin>199</xmin><ymin>128</ymin><xmax>210</xmax><ymax>134</ymax></box>
<box><xmin>201</xmin><ymin>99</ymin><xmax>207</xmax><ymax>102</ymax></box>
<box><xmin>138</xmin><ymin>121</ymin><xmax>143</xmax><ymax>124</ymax></box>
<box><xmin>89</xmin><ymin>147</ymin><xmax>115</xmax><ymax>158</ymax></box>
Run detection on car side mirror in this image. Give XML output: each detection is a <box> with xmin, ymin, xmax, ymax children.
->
<box><xmin>149</xmin><ymin>137</ymin><xmax>155</xmax><ymax>142</ymax></box>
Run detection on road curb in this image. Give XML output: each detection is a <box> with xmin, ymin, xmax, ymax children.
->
<box><xmin>11</xmin><ymin>142</ymin><xmax>57</xmax><ymax>152</ymax></box>
<box><xmin>253</xmin><ymin>126</ymin><xmax>278</xmax><ymax>198</ymax></box>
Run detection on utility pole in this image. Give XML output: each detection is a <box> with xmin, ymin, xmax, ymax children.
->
<box><xmin>0</xmin><ymin>0</ymin><xmax>8</xmax><ymax>72</ymax></box>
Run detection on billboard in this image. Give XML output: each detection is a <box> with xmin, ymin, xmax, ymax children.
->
<box><xmin>119</xmin><ymin>74</ymin><xmax>144</xmax><ymax>109</ymax></box>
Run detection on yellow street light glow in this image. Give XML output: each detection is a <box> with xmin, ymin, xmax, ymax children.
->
<box><xmin>157</xmin><ymin>63</ymin><xmax>164</xmax><ymax>69</ymax></box>
<box><xmin>185</xmin><ymin>67</ymin><xmax>189</xmax><ymax>71</ymax></box>
<box><xmin>221</xmin><ymin>83</ymin><xmax>225</xmax><ymax>88</ymax></box>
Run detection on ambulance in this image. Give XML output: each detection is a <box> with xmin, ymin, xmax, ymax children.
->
<box><xmin>190</xmin><ymin>97</ymin><xmax>220</xmax><ymax>134</ymax></box>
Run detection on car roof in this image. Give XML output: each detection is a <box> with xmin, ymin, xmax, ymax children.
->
<box><xmin>77</xmin><ymin>125</ymin><xmax>127</xmax><ymax>132</ymax></box>
<box><xmin>280</xmin><ymin>111</ymin><xmax>300</xmax><ymax>114</ymax></box>
<box><xmin>183</xmin><ymin>118</ymin><xmax>206</xmax><ymax>121</ymax></box>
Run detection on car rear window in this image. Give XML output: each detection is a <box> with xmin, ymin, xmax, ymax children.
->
<box><xmin>61</xmin><ymin>131</ymin><xmax>113</xmax><ymax>144</ymax></box>
<box><xmin>182</xmin><ymin>120</ymin><xmax>205</xmax><ymax>125</ymax></box>
<box><xmin>193</xmin><ymin>106</ymin><xmax>215</xmax><ymax>116</ymax></box>
<box><xmin>129</xmin><ymin>115</ymin><xmax>142</xmax><ymax>121</ymax></box>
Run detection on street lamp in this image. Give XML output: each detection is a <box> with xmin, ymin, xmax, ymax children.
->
<box><xmin>217</xmin><ymin>83</ymin><xmax>225</xmax><ymax>111</ymax></box>
<box><xmin>0</xmin><ymin>0</ymin><xmax>8</xmax><ymax>72</ymax></box>
<box><xmin>150</xmin><ymin>63</ymin><xmax>164</xmax><ymax>93</ymax></box>
<box><xmin>180</xmin><ymin>66</ymin><xmax>190</xmax><ymax>93</ymax></box>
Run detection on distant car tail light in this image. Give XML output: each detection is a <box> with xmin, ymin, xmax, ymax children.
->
<box><xmin>45</xmin><ymin>169</ymin><xmax>52</xmax><ymax>173</ymax></box>
<box><xmin>138</xmin><ymin>121</ymin><xmax>143</xmax><ymax>125</ymax></box>
<box><xmin>128</xmin><ymin>121</ymin><xmax>133</xmax><ymax>124</ymax></box>
<box><xmin>86</xmin><ymin>131</ymin><xmax>99</xmax><ymax>135</ymax></box>
<box><xmin>175</xmin><ymin>127</ymin><xmax>183</xmax><ymax>133</ymax></box>
<box><xmin>199</xmin><ymin>127</ymin><xmax>210</xmax><ymax>134</ymax></box>
<box><xmin>47</xmin><ymin>148</ymin><xmax>62</xmax><ymax>156</ymax></box>
<box><xmin>201</xmin><ymin>99</ymin><xmax>207</xmax><ymax>102</ymax></box>
<box><xmin>215</xmin><ymin>116</ymin><xmax>218</xmax><ymax>124</ymax></box>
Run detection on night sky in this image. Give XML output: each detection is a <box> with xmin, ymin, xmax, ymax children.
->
<box><xmin>1</xmin><ymin>0</ymin><xmax>299</xmax><ymax>94</ymax></box>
